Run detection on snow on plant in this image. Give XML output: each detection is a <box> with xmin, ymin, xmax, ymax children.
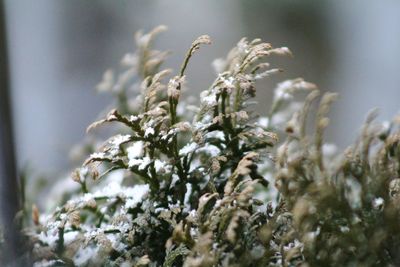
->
<box><xmin>25</xmin><ymin>26</ymin><xmax>400</xmax><ymax>267</ymax></box>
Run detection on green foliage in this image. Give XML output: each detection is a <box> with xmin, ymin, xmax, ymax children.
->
<box><xmin>26</xmin><ymin>26</ymin><xmax>400</xmax><ymax>267</ymax></box>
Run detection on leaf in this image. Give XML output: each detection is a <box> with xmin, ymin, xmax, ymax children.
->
<box><xmin>163</xmin><ymin>244</ymin><xmax>190</xmax><ymax>267</ymax></box>
<box><xmin>197</xmin><ymin>193</ymin><xmax>219</xmax><ymax>222</ymax></box>
<box><xmin>224</xmin><ymin>152</ymin><xmax>259</xmax><ymax>195</ymax></box>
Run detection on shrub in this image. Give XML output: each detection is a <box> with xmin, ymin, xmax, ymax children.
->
<box><xmin>26</xmin><ymin>26</ymin><xmax>400</xmax><ymax>266</ymax></box>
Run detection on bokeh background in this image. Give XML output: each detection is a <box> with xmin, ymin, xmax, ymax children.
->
<box><xmin>3</xmin><ymin>0</ymin><xmax>400</xmax><ymax>183</ymax></box>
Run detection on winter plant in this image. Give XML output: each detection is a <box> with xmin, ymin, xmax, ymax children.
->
<box><xmin>25</xmin><ymin>26</ymin><xmax>400</xmax><ymax>266</ymax></box>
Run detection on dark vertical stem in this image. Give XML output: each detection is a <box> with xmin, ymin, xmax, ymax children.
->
<box><xmin>0</xmin><ymin>0</ymin><xmax>23</xmax><ymax>263</ymax></box>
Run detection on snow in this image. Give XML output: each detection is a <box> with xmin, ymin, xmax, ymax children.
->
<box><xmin>127</xmin><ymin>141</ymin><xmax>144</xmax><ymax>160</ymax></box>
<box><xmin>184</xmin><ymin>183</ymin><xmax>193</xmax><ymax>206</ymax></box>
<box><xmin>170</xmin><ymin>174</ymin><xmax>180</xmax><ymax>187</ymax></box>
<box><xmin>110</xmin><ymin>134</ymin><xmax>131</xmax><ymax>146</ymax></box>
<box><xmin>81</xmin><ymin>182</ymin><xmax>150</xmax><ymax>206</ymax></box>
<box><xmin>107</xmin><ymin>114</ymin><xmax>118</xmax><ymax>120</ymax></box>
<box><xmin>194</xmin><ymin>120</ymin><xmax>212</xmax><ymax>132</ymax></box>
<box><xmin>339</xmin><ymin>225</ymin><xmax>350</xmax><ymax>233</ymax></box>
<box><xmin>37</xmin><ymin>229</ymin><xmax>59</xmax><ymax>248</ymax></box>
<box><xmin>220</xmin><ymin>76</ymin><xmax>235</xmax><ymax>91</ymax></box>
<box><xmin>345</xmin><ymin>178</ymin><xmax>362</xmax><ymax>209</ymax></box>
<box><xmin>129</xmin><ymin>115</ymin><xmax>140</xmax><ymax>122</ymax></box>
<box><xmin>179</xmin><ymin>142</ymin><xmax>198</xmax><ymax>156</ymax></box>
<box><xmin>107</xmin><ymin>233</ymin><xmax>126</xmax><ymax>251</ymax></box>
<box><xmin>104</xmin><ymin>169</ymin><xmax>125</xmax><ymax>184</ymax></box>
<box><xmin>129</xmin><ymin>156</ymin><xmax>151</xmax><ymax>170</ymax></box>
<box><xmin>33</xmin><ymin>260</ymin><xmax>62</xmax><ymax>267</ymax></box>
<box><xmin>198</xmin><ymin>144</ymin><xmax>221</xmax><ymax>157</ymax></box>
<box><xmin>254</xmin><ymin>68</ymin><xmax>281</xmax><ymax>80</ymax></box>
<box><xmin>155</xmin><ymin>207</ymin><xmax>168</xmax><ymax>213</ymax></box>
<box><xmin>283</xmin><ymin>239</ymin><xmax>303</xmax><ymax>251</ymax></box>
<box><xmin>124</xmin><ymin>184</ymin><xmax>149</xmax><ymax>199</ymax></box>
<box><xmin>73</xmin><ymin>245</ymin><xmax>99</xmax><ymax>266</ymax></box>
<box><xmin>274</xmin><ymin>80</ymin><xmax>294</xmax><ymax>100</ymax></box>
<box><xmin>200</xmin><ymin>90</ymin><xmax>218</xmax><ymax>107</ymax></box>
<box><xmin>372</xmin><ymin>197</ymin><xmax>384</xmax><ymax>209</ymax></box>
<box><xmin>273</xmin><ymin>47</ymin><xmax>291</xmax><ymax>56</ymax></box>
<box><xmin>90</xmin><ymin>152</ymin><xmax>106</xmax><ymax>159</ymax></box>
<box><xmin>154</xmin><ymin>159</ymin><xmax>169</xmax><ymax>174</ymax></box>
<box><xmin>168</xmin><ymin>201</ymin><xmax>181</xmax><ymax>210</ymax></box>
<box><xmin>189</xmin><ymin>210</ymin><xmax>197</xmax><ymax>218</ymax></box>
<box><xmin>64</xmin><ymin>231</ymin><xmax>79</xmax><ymax>245</ymax></box>
<box><xmin>274</xmin><ymin>79</ymin><xmax>316</xmax><ymax>102</ymax></box>
<box><xmin>205</xmin><ymin>130</ymin><xmax>225</xmax><ymax>141</ymax></box>
<box><xmin>144</xmin><ymin>127</ymin><xmax>155</xmax><ymax>137</ymax></box>
<box><xmin>93</xmin><ymin>182</ymin><xmax>121</xmax><ymax>198</ymax></box>
<box><xmin>124</xmin><ymin>184</ymin><xmax>150</xmax><ymax>209</ymax></box>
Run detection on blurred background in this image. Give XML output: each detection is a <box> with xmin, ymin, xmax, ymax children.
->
<box><xmin>2</xmin><ymin>0</ymin><xmax>400</xmax><ymax>193</ymax></box>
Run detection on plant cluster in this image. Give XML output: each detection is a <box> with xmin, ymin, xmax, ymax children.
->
<box><xmin>26</xmin><ymin>26</ymin><xmax>400</xmax><ymax>267</ymax></box>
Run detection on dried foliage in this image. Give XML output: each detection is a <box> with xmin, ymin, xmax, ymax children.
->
<box><xmin>23</xmin><ymin>27</ymin><xmax>400</xmax><ymax>267</ymax></box>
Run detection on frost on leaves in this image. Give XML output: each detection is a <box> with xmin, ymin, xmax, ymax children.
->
<box><xmin>28</xmin><ymin>26</ymin><xmax>400</xmax><ymax>267</ymax></box>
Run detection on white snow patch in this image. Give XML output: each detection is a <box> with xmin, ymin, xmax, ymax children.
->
<box><xmin>124</xmin><ymin>184</ymin><xmax>150</xmax><ymax>209</ymax></box>
<box><xmin>154</xmin><ymin>159</ymin><xmax>170</xmax><ymax>174</ymax></box>
<box><xmin>110</xmin><ymin>134</ymin><xmax>131</xmax><ymax>146</ymax></box>
<box><xmin>179</xmin><ymin>142</ymin><xmax>198</xmax><ymax>156</ymax></box>
<box><xmin>64</xmin><ymin>231</ymin><xmax>79</xmax><ymax>245</ymax></box>
<box><xmin>129</xmin><ymin>156</ymin><xmax>151</xmax><ymax>170</ymax></box>
<box><xmin>90</xmin><ymin>152</ymin><xmax>106</xmax><ymax>159</ymax></box>
<box><xmin>127</xmin><ymin>141</ymin><xmax>144</xmax><ymax>160</ymax></box>
<box><xmin>184</xmin><ymin>183</ymin><xmax>193</xmax><ymax>206</ymax></box>
<box><xmin>200</xmin><ymin>90</ymin><xmax>218</xmax><ymax>107</ymax></box>
<box><xmin>198</xmin><ymin>143</ymin><xmax>221</xmax><ymax>157</ymax></box>
<box><xmin>372</xmin><ymin>197</ymin><xmax>384</xmax><ymax>209</ymax></box>
<box><xmin>33</xmin><ymin>260</ymin><xmax>61</xmax><ymax>267</ymax></box>
<box><xmin>205</xmin><ymin>130</ymin><xmax>225</xmax><ymax>141</ymax></box>
<box><xmin>38</xmin><ymin>230</ymin><xmax>59</xmax><ymax>248</ymax></box>
<box><xmin>144</xmin><ymin>127</ymin><xmax>155</xmax><ymax>137</ymax></box>
<box><xmin>73</xmin><ymin>245</ymin><xmax>99</xmax><ymax>266</ymax></box>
